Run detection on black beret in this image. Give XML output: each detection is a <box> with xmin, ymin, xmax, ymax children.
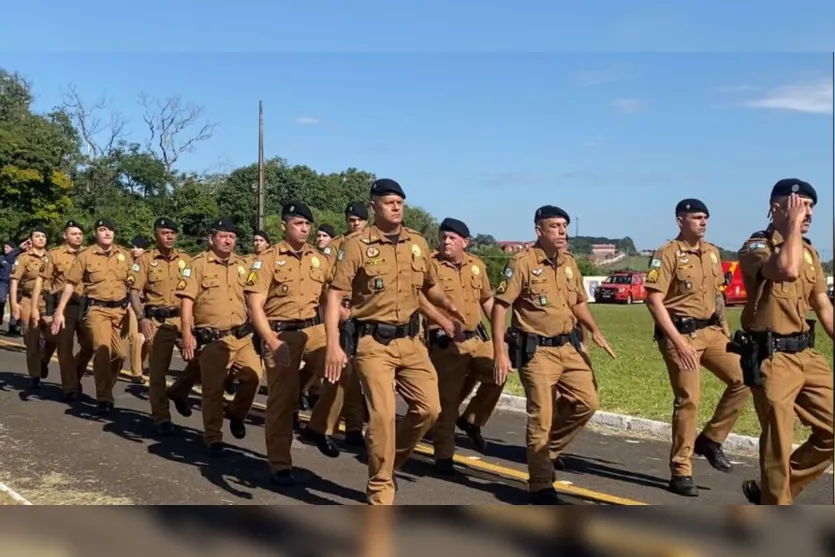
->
<box><xmin>254</xmin><ymin>229</ymin><xmax>270</xmax><ymax>243</ymax></box>
<box><xmin>4</xmin><ymin>240</ymin><xmax>16</xmax><ymax>249</ymax></box>
<box><xmin>211</xmin><ymin>219</ymin><xmax>238</xmax><ymax>234</ymax></box>
<box><xmin>64</xmin><ymin>220</ymin><xmax>83</xmax><ymax>232</ymax></box>
<box><xmin>345</xmin><ymin>202</ymin><xmax>368</xmax><ymax>220</ymax></box>
<box><xmin>370</xmin><ymin>178</ymin><xmax>406</xmax><ymax>199</ymax></box>
<box><xmin>130</xmin><ymin>236</ymin><xmax>150</xmax><ymax>249</ymax></box>
<box><xmin>154</xmin><ymin>217</ymin><xmax>178</xmax><ymax>232</ymax></box>
<box><xmin>770</xmin><ymin>178</ymin><xmax>817</xmax><ymax>205</ymax></box>
<box><xmin>31</xmin><ymin>226</ymin><xmax>47</xmax><ymax>236</ymax></box>
<box><xmin>534</xmin><ymin>205</ymin><xmax>570</xmax><ymax>224</ymax></box>
<box><xmin>281</xmin><ymin>202</ymin><xmax>314</xmax><ymax>222</ymax></box>
<box><xmin>439</xmin><ymin>217</ymin><xmax>470</xmax><ymax>239</ymax></box>
<box><xmin>675</xmin><ymin>198</ymin><xmax>709</xmax><ymax>218</ymax></box>
<box><xmin>317</xmin><ymin>224</ymin><xmax>336</xmax><ymax>238</ymax></box>
<box><xmin>94</xmin><ymin>218</ymin><xmax>116</xmax><ymax>231</ymax></box>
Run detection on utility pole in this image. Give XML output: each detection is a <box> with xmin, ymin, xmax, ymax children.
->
<box><xmin>257</xmin><ymin>100</ymin><xmax>266</xmax><ymax>231</ymax></box>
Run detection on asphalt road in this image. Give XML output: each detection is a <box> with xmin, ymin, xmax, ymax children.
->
<box><xmin>0</xmin><ymin>332</ymin><xmax>830</xmax><ymax>508</ymax></box>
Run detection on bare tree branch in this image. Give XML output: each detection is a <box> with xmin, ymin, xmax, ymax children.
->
<box><xmin>137</xmin><ymin>92</ymin><xmax>218</xmax><ymax>172</ymax></box>
<box><xmin>60</xmin><ymin>84</ymin><xmax>126</xmax><ymax>159</ymax></box>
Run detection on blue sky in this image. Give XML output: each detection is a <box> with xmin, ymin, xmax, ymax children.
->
<box><xmin>2</xmin><ymin>1</ymin><xmax>833</xmax><ymax>257</ymax></box>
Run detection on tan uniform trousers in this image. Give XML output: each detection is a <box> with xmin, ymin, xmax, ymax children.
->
<box><xmin>354</xmin><ymin>334</ymin><xmax>441</xmax><ymax>505</ymax></box>
<box><xmin>659</xmin><ymin>326</ymin><xmax>750</xmax><ymax>476</ymax></box>
<box><xmin>83</xmin><ymin>306</ymin><xmax>129</xmax><ymax>404</ymax></box>
<box><xmin>429</xmin><ymin>336</ymin><xmax>504</xmax><ymax>460</ymax></box>
<box><xmin>18</xmin><ymin>295</ymin><xmax>56</xmax><ymax>379</ymax></box>
<box><xmin>753</xmin><ymin>348</ymin><xmax>833</xmax><ymax>505</ymax></box>
<box><xmin>263</xmin><ymin>324</ymin><xmax>341</xmax><ymax>472</ymax></box>
<box><xmin>127</xmin><ymin>308</ymin><xmax>147</xmax><ymax>377</ymax></box>
<box><xmin>308</xmin><ymin>358</ymin><xmax>366</xmax><ymax>436</ymax></box>
<box><xmin>144</xmin><ymin>317</ymin><xmax>201</xmax><ymax>425</ymax></box>
<box><xmin>520</xmin><ymin>344</ymin><xmax>599</xmax><ymax>492</ymax></box>
<box><xmin>42</xmin><ymin>301</ymin><xmax>93</xmax><ymax>393</ymax></box>
<box><xmin>196</xmin><ymin>334</ymin><xmax>262</xmax><ymax>445</ymax></box>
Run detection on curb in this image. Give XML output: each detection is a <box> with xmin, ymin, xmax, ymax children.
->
<box><xmin>482</xmin><ymin>391</ymin><xmax>834</xmax><ymax>474</ymax></box>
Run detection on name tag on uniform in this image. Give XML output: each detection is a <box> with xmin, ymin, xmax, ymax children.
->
<box><xmin>539</xmin><ymin>294</ymin><xmax>548</xmax><ymax>306</ymax></box>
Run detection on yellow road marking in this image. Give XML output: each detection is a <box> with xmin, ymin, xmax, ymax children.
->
<box><xmin>0</xmin><ymin>338</ymin><xmax>646</xmax><ymax>505</ymax></box>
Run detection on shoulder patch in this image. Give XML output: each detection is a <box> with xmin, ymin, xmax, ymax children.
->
<box><xmin>337</xmin><ymin>249</ymin><xmax>344</xmax><ymax>261</ymax></box>
<box><xmin>182</xmin><ymin>268</ymin><xmax>192</xmax><ymax>278</ymax></box>
<box><xmin>649</xmin><ymin>258</ymin><xmax>662</xmax><ymax>268</ymax></box>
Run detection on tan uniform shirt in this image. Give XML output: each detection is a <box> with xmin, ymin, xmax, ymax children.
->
<box><xmin>494</xmin><ymin>245</ymin><xmax>587</xmax><ymax>337</ymax></box>
<box><xmin>39</xmin><ymin>246</ymin><xmax>85</xmax><ymax>296</ymax></box>
<box><xmin>738</xmin><ymin>228</ymin><xmax>828</xmax><ymax>335</ymax></box>
<box><xmin>11</xmin><ymin>251</ymin><xmax>49</xmax><ymax>295</ymax></box>
<box><xmin>644</xmin><ymin>239</ymin><xmax>724</xmax><ymax>319</ymax></box>
<box><xmin>65</xmin><ymin>245</ymin><xmax>131</xmax><ymax>302</ymax></box>
<box><xmin>129</xmin><ymin>248</ymin><xmax>192</xmax><ymax>308</ymax></box>
<box><xmin>243</xmin><ymin>241</ymin><xmax>331</xmax><ymax>321</ymax></box>
<box><xmin>175</xmin><ymin>250</ymin><xmax>249</xmax><ymax>329</ymax></box>
<box><xmin>428</xmin><ymin>252</ymin><xmax>492</xmax><ymax>331</ymax></box>
<box><xmin>330</xmin><ymin>225</ymin><xmax>438</xmax><ymax>324</ymax></box>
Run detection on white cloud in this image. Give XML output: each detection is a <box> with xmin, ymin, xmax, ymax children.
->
<box><xmin>612</xmin><ymin>98</ymin><xmax>643</xmax><ymax>114</ymax></box>
<box><xmin>739</xmin><ymin>79</ymin><xmax>832</xmax><ymax>115</ymax></box>
<box><xmin>295</xmin><ymin>116</ymin><xmax>321</xmax><ymax>125</ymax></box>
<box><xmin>575</xmin><ymin>65</ymin><xmax>637</xmax><ymax>87</ymax></box>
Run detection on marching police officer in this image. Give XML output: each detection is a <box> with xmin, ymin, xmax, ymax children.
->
<box><xmin>316</xmin><ymin>224</ymin><xmax>336</xmax><ymax>253</ymax></box>
<box><xmin>173</xmin><ymin>219</ymin><xmax>262</xmax><ymax>456</ymax></box>
<box><xmin>30</xmin><ymin>220</ymin><xmax>93</xmax><ymax>400</ymax></box>
<box><xmin>737</xmin><ymin>179</ymin><xmax>833</xmax><ymax>505</ymax></box>
<box><xmin>129</xmin><ymin>217</ymin><xmax>200</xmax><ymax>436</ymax></box>
<box><xmin>10</xmin><ymin>227</ymin><xmax>54</xmax><ymax>388</ymax></box>
<box><xmin>244</xmin><ymin>230</ymin><xmax>271</xmax><ymax>267</ymax></box>
<box><xmin>52</xmin><ymin>219</ymin><xmax>131</xmax><ymax>414</ymax></box>
<box><xmin>127</xmin><ymin>236</ymin><xmax>150</xmax><ymax>381</ymax></box>
<box><xmin>491</xmin><ymin>205</ymin><xmax>615</xmax><ymax>504</ymax></box>
<box><xmin>245</xmin><ymin>202</ymin><xmax>342</xmax><ymax>485</ymax></box>
<box><xmin>644</xmin><ymin>199</ymin><xmax>750</xmax><ymax>497</ymax></box>
<box><xmin>318</xmin><ymin>201</ymin><xmax>371</xmax><ymax>446</ymax></box>
<box><xmin>325</xmin><ymin>179</ymin><xmax>465</xmax><ymax>504</ymax></box>
<box><xmin>418</xmin><ymin>217</ymin><xmax>504</xmax><ymax>475</ymax></box>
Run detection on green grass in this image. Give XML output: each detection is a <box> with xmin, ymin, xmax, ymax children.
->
<box><xmin>498</xmin><ymin>304</ymin><xmax>833</xmax><ymax>443</ymax></box>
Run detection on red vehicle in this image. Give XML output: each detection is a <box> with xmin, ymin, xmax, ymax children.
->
<box><xmin>721</xmin><ymin>260</ymin><xmax>747</xmax><ymax>306</ymax></box>
<box><xmin>594</xmin><ymin>271</ymin><xmax>646</xmax><ymax>304</ymax></box>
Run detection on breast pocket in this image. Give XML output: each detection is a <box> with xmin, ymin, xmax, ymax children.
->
<box><xmin>88</xmin><ymin>263</ymin><xmax>107</xmax><ymax>284</ymax></box>
<box><xmin>148</xmin><ymin>269</ymin><xmax>165</xmax><ymax>285</ymax></box>
<box><xmin>201</xmin><ymin>275</ymin><xmax>220</xmax><ymax>291</ymax></box>
<box><xmin>310</xmin><ymin>267</ymin><xmax>325</xmax><ymax>285</ymax></box>
<box><xmin>674</xmin><ymin>267</ymin><xmax>697</xmax><ymax>295</ymax></box>
<box><xmin>770</xmin><ymin>280</ymin><xmax>796</xmax><ymax>299</ymax></box>
<box><xmin>273</xmin><ymin>271</ymin><xmax>294</xmax><ymax>297</ymax></box>
<box><xmin>565</xmin><ymin>280</ymin><xmax>580</xmax><ymax>306</ymax></box>
<box><xmin>411</xmin><ymin>258</ymin><xmax>426</xmax><ymax>288</ymax></box>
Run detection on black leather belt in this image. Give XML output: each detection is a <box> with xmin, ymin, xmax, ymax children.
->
<box><xmin>357</xmin><ymin>312</ymin><xmax>420</xmax><ymax>341</ymax></box>
<box><xmin>771</xmin><ymin>332</ymin><xmax>812</xmax><ymax>353</ymax></box>
<box><xmin>88</xmin><ymin>298</ymin><xmax>128</xmax><ymax>309</ymax></box>
<box><xmin>270</xmin><ymin>314</ymin><xmax>322</xmax><ymax>332</ymax></box>
<box><xmin>535</xmin><ymin>333</ymin><xmax>572</xmax><ymax>347</ymax></box>
<box><xmin>144</xmin><ymin>305</ymin><xmax>181</xmax><ymax>320</ymax></box>
<box><xmin>671</xmin><ymin>314</ymin><xmax>720</xmax><ymax>334</ymax></box>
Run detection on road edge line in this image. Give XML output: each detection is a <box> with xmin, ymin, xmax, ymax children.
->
<box><xmin>0</xmin><ymin>480</ymin><xmax>32</xmax><ymax>505</ymax></box>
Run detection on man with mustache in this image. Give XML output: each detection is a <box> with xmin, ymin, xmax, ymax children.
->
<box><xmin>737</xmin><ymin>179</ymin><xmax>833</xmax><ymax>505</ymax></box>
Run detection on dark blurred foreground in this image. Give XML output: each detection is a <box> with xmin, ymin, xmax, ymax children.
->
<box><xmin>1</xmin><ymin>505</ymin><xmax>834</xmax><ymax>557</ymax></box>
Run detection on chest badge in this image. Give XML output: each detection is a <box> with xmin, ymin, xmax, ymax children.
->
<box><xmin>178</xmin><ymin>259</ymin><xmax>186</xmax><ymax>269</ymax></box>
<box><xmin>804</xmin><ymin>249</ymin><xmax>813</xmax><ymax>265</ymax></box>
<box><xmin>237</xmin><ymin>265</ymin><xmax>246</xmax><ymax>275</ymax></box>
<box><xmin>411</xmin><ymin>244</ymin><xmax>421</xmax><ymax>258</ymax></box>
<box><xmin>367</xmin><ymin>246</ymin><xmax>379</xmax><ymax>258</ymax></box>
<box><xmin>538</xmin><ymin>294</ymin><xmax>548</xmax><ymax>306</ymax></box>
<box><xmin>150</xmin><ymin>261</ymin><xmax>159</xmax><ymax>267</ymax></box>
<box><xmin>311</xmin><ymin>256</ymin><xmax>320</xmax><ymax>269</ymax></box>
<box><xmin>471</xmin><ymin>264</ymin><xmax>480</xmax><ymax>276</ymax></box>
<box><xmin>565</xmin><ymin>267</ymin><xmax>573</xmax><ymax>280</ymax></box>
<box><xmin>276</xmin><ymin>260</ymin><xmax>287</xmax><ymax>266</ymax></box>
<box><xmin>117</xmin><ymin>253</ymin><xmax>125</xmax><ymax>262</ymax></box>
<box><xmin>710</xmin><ymin>252</ymin><xmax>718</xmax><ymax>265</ymax></box>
